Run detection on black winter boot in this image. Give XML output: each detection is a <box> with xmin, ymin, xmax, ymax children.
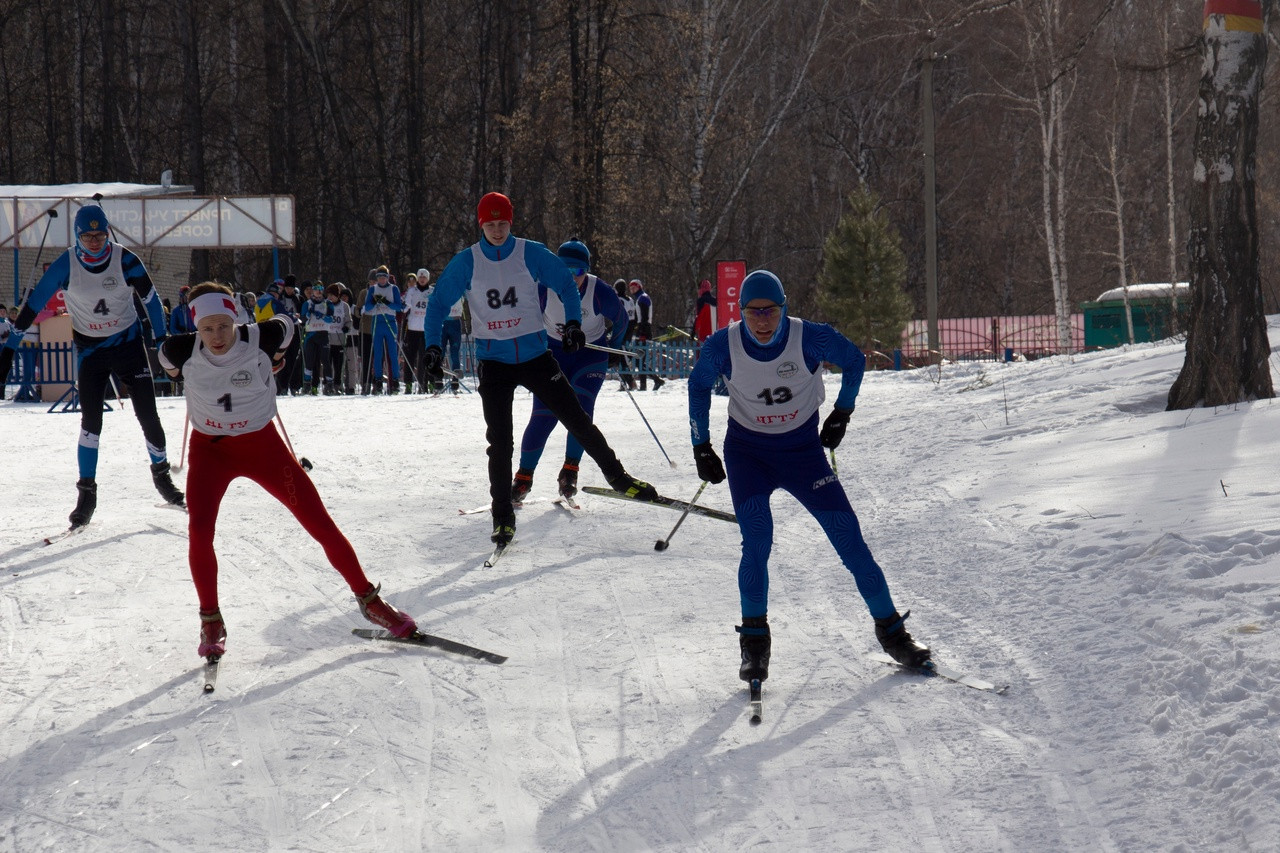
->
<box><xmin>69</xmin><ymin>478</ymin><xmax>97</xmax><ymax>527</ymax></box>
<box><xmin>736</xmin><ymin>616</ymin><xmax>771</xmax><ymax>682</ymax></box>
<box><xmin>151</xmin><ymin>461</ymin><xmax>186</xmax><ymax>507</ymax></box>
<box><xmin>875</xmin><ymin>610</ymin><xmax>931</xmax><ymax>667</ymax></box>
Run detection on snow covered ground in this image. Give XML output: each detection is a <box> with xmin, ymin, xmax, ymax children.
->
<box><xmin>3</xmin><ymin>325</ymin><xmax>1279</xmax><ymax>852</ymax></box>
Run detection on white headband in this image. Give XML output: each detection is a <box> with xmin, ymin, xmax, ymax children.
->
<box><xmin>190</xmin><ymin>292</ymin><xmax>240</xmax><ymax>325</ymax></box>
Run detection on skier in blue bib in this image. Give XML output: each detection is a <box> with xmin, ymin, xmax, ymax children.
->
<box><xmin>512</xmin><ymin>238</ymin><xmax>630</xmax><ymax>503</ymax></box>
<box><xmin>423</xmin><ymin>192</ymin><xmax>657</xmax><ymax>547</ymax></box>
<box><xmin>687</xmin><ymin>269</ymin><xmax>930</xmax><ymax>684</ymax></box>
<box><xmin>0</xmin><ymin>204</ymin><xmax>185</xmax><ymax>528</ymax></box>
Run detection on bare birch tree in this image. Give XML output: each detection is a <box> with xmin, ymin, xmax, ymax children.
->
<box><xmin>1168</xmin><ymin>0</ymin><xmax>1273</xmax><ymax>409</ymax></box>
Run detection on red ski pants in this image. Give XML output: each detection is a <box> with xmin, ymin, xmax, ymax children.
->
<box><xmin>186</xmin><ymin>421</ymin><xmax>371</xmax><ymax>612</ymax></box>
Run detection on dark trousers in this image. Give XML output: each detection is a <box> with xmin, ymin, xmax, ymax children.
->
<box><xmin>77</xmin><ymin>334</ymin><xmax>167</xmax><ymax>478</ymax></box>
<box><xmin>402</xmin><ymin>329</ymin><xmax>426</xmax><ymax>390</ymax></box>
<box><xmin>478</xmin><ymin>352</ymin><xmax>625</xmax><ymax>517</ymax></box>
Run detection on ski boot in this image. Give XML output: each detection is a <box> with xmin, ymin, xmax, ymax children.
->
<box><xmin>653</xmin><ymin>377</ymin><xmax>665</xmax><ymax>391</ymax></box>
<box><xmin>199</xmin><ymin>609</ymin><xmax>227</xmax><ymax>658</ymax></box>
<box><xmin>69</xmin><ymin>478</ymin><xmax>98</xmax><ymax>527</ymax></box>
<box><xmin>511</xmin><ymin>467</ymin><xmax>534</xmax><ymax>503</ymax></box>
<box><xmin>607</xmin><ymin>471</ymin><xmax>657</xmax><ymax>501</ymax></box>
<box><xmin>874</xmin><ymin>610</ymin><xmax>931</xmax><ymax>668</ymax></box>
<box><xmin>371</xmin><ymin>380</ymin><xmax>383</xmax><ymax>395</ymax></box>
<box><xmin>151</xmin><ymin>461</ymin><xmax>186</xmax><ymax>508</ymax></box>
<box><xmin>388</xmin><ymin>380</ymin><xmax>400</xmax><ymax>395</ymax></box>
<box><xmin>491</xmin><ymin>510</ymin><xmax>516</xmax><ymax>546</ymax></box>
<box><xmin>323</xmin><ymin>381</ymin><xmax>336</xmax><ymax>396</ymax></box>
<box><xmin>737</xmin><ymin>616</ymin><xmax>771</xmax><ymax>682</ymax></box>
<box><xmin>357</xmin><ymin>583</ymin><xmax>417</xmax><ymax>637</ymax></box>
<box><xmin>557</xmin><ymin>460</ymin><xmax>579</xmax><ymax>500</ymax></box>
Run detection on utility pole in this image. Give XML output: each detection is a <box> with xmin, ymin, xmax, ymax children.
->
<box><xmin>922</xmin><ymin>35</ymin><xmax>941</xmax><ymax>362</ymax></box>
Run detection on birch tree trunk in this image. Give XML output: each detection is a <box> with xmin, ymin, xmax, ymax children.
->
<box><xmin>1168</xmin><ymin>0</ymin><xmax>1273</xmax><ymax>409</ymax></box>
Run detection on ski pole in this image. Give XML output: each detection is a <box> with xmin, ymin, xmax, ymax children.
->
<box><xmin>654</xmin><ymin>481</ymin><xmax>708</xmax><ymax>551</ymax></box>
<box><xmin>586</xmin><ymin>342</ymin><xmax>638</xmax><ymax>359</ymax></box>
<box><xmin>830</xmin><ymin>449</ymin><xmax>838</xmax><ymax>476</ymax></box>
<box><xmin>621</xmin><ymin>381</ymin><xmax>676</xmax><ymax>468</ymax></box>
<box><xmin>275</xmin><ymin>413</ymin><xmax>313</xmax><ymax>471</ymax></box>
<box><xmin>173</xmin><ymin>412</ymin><xmax>190</xmax><ymax>472</ymax></box>
<box><xmin>18</xmin><ymin>208</ymin><xmax>58</xmax><ymax>306</ymax></box>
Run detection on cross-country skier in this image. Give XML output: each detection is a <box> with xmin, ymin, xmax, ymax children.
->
<box><xmin>422</xmin><ymin>191</ymin><xmax>657</xmax><ymax>547</ymax></box>
<box><xmin>0</xmin><ymin>204</ymin><xmax>185</xmax><ymax>527</ymax></box>
<box><xmin>513</xmin><ymin>239</ymin><xmax>629</xmax><ymax>503</ymax></box>
<box><xmin>687</xmin><ymin>269</ymin><xmax>930</xmax><ymax>685</ymax></box>
<box><xmin>158</xmin><ymin>282</ymin><xmax>417</xmax><ymax>658</ymax></box>
<box><xmin>363</xmin><ymin>268</ymin><xmax>405</xmax><ymax>394</ymax></box>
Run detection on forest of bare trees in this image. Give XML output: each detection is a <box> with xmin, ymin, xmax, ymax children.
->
<box><xmin>3</xmin><ymin>0</ymin><xmax>1273</xmax><ymax>333</ymax></box>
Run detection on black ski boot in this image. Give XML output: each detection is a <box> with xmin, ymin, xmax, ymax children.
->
<box><xmin>875</xmin><ymin>610</ymin><xmax>931</xmax><ymax>667</ymax></box>
<box><xmin>388</xmin><ymin>380</ymin><xmax>400</xmax><ymax>395</ymax></box>
<box><xmin>607</xmin><ymin>470</ymin><xmax>658</xmax><ymax>501</ymax></box>
<box><xmin>511</xmin><ymin>467</ymin><xmax>534</xmax><ymax>503</ymax></box>
<box><xmin>69</xmin><ymin>478</ymin><xmax>97</xmax><ymax>527</ymax></box>
<box><xmin>151</xmin><ymin>461</ymin><xmax>186</xmax><ymax>508</ymax></box>
<box><xmin>491</xmin><ymin>510</ymin><xmax>516</xmax><ymax>545</ymax></box>
<box><xmin>557</xmin><ymin>460</ymin><xmax>579</xmax><ymax>500</ymax></box>
<box><xmin>736</xmin><ymin>616</ymin><xmax>771</xmax><ymax>682</ymax></box>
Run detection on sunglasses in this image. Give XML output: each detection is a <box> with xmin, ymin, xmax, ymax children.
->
<box><xmin>743</xmin><ymin>305</ymin><xmax>781</xmax><ymax>320</ymax></box>
<box><xmin>568</xmin><ymin>267</ymin><xmax>588</xmax><ymax>277</ymax></box>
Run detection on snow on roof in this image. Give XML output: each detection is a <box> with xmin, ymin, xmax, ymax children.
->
<box><xmin>1093</xmin><ymin>282</ymin><xmax>1189</xmax><ymax>303</ymax></box>
<box><xmin>0</xmin><ymin>182</ymin><xmax>193</xmax><ymax>199</ymax></box>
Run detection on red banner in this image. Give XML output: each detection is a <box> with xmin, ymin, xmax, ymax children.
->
<box><xmin>716</xmin><ymin>260</ymin><xmax>746</xmax><ymax>330</ymax></box>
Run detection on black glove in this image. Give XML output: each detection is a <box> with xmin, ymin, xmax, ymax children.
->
<box><xmin>561</xmin><ymin>320</ymin><xmax>586</xmax><ymax>353</ymax></box>
<box><xmin>0</xmin><ymin>347</ymin><xmax>14</xmax><ymax>384</ymax></box>
<box><xmin>693</xmin><ymin>442</ymin><xmax>726</xmax><ymax>484</ymax></box>
<box><xmin>608</xmin><ymin>353</ymin><xmax>625</xmax><ymax>371</ymax></box>
<box><xmin>424</xmin><ymin>345</ymin><xmax>443</xmax><ymax>372</ymax></box>
<box><xmin>819</xmin><ymin>406</ymin><xmax>854</xmax><ymax>449</ymax></box>
<box><xmin>374</xmin><ymin>295</ymin><xmax>387</xmax><ymax>305</ymax></box>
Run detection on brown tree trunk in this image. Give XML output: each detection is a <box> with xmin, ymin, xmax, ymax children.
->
<box><xmin>1168</xmin><ymin>0</ymin><xmax>1274</xmax><ymax>409</ymax></box>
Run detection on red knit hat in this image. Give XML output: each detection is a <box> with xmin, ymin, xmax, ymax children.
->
<box><xmin>477</xmin><ymin>192</ymin><xmax>513</xmax><ymax>225</ymax></box>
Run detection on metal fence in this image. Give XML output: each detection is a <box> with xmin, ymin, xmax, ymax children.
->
<box><xmin>899</xmin><ymin>314</ymin><xmax>1085</xmax><ymax>363</ymax></box>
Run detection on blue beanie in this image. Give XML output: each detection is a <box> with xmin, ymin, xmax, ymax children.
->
<box><xmin>557</xmin><ymin>239</ymin><xmax>591</xmax><ymax>271</ymax></box>
<box><xmin>74</xmin><ymin>204</ymin><xmax>109</xmax><ymax>238</ymax></box>
<box><xmin>739</xmin><ymin>270</ymin><xmax>786</xmax><ymax>308</ymax></box>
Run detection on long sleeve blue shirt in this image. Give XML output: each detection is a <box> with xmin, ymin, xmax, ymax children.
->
<box><xmin>423</xmin><ymin>234</ymin><xmax>582</xmax><ymax>364</ymax></box>
<box><xmin>688</xmin><ymin>317</ymin><xmax>866</xmax><ymax>445</ymax></box>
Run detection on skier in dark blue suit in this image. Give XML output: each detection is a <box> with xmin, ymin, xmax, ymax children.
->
<box><xmin>687</xmin><ymin>269</ymin><xmax>930</xmax><ymax>684</ymax></box>
<box><xmin>513</xmin><ymin>239</ymin><xmax>630</xmax><ymax>503</ymax></box>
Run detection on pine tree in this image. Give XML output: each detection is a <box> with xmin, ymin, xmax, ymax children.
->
<box><xmin>817</xmin><ymin>187</ymin><xmax>913</xmax><ymax>354</ymax></box>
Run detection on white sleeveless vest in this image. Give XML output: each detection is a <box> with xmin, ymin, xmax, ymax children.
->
<box><xmin>183</xmin><ymin>323</ymin><xmax>278</xmax><ymax>436</ymax></box>
<box><xmin>726</xmin><ymin>318</ymin><xmax>825</xmax><ymax>433</ymax></box>
<box><xmin>64</xmin><ymin>244</ymin><xmax>137</xmax><ymax>338</ymax></box>
<box><xmin>466</xmin><ymin>239</ymin><xmax>545</xmax><ymax>340</ymax></box>
<box><xmin>542</xmin><ymin>274</ymin><xmax>608</xmax><ymax>342</ymax></box>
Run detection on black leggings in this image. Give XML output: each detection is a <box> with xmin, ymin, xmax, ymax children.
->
<box><xmin>76</xmin><ymin>335</ymin><xmax>166</xmax><ymax>475</ymax></box>
<box><xmin>478</xmin><ymin>352</ymin><xmax>625</xmax><ymax>515</ymax></box>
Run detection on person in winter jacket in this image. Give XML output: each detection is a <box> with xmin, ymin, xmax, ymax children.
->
<box><xmin>363</xmin><ymin>268</ymin><xmax>405</xmax><ymax>394</ymax></box>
